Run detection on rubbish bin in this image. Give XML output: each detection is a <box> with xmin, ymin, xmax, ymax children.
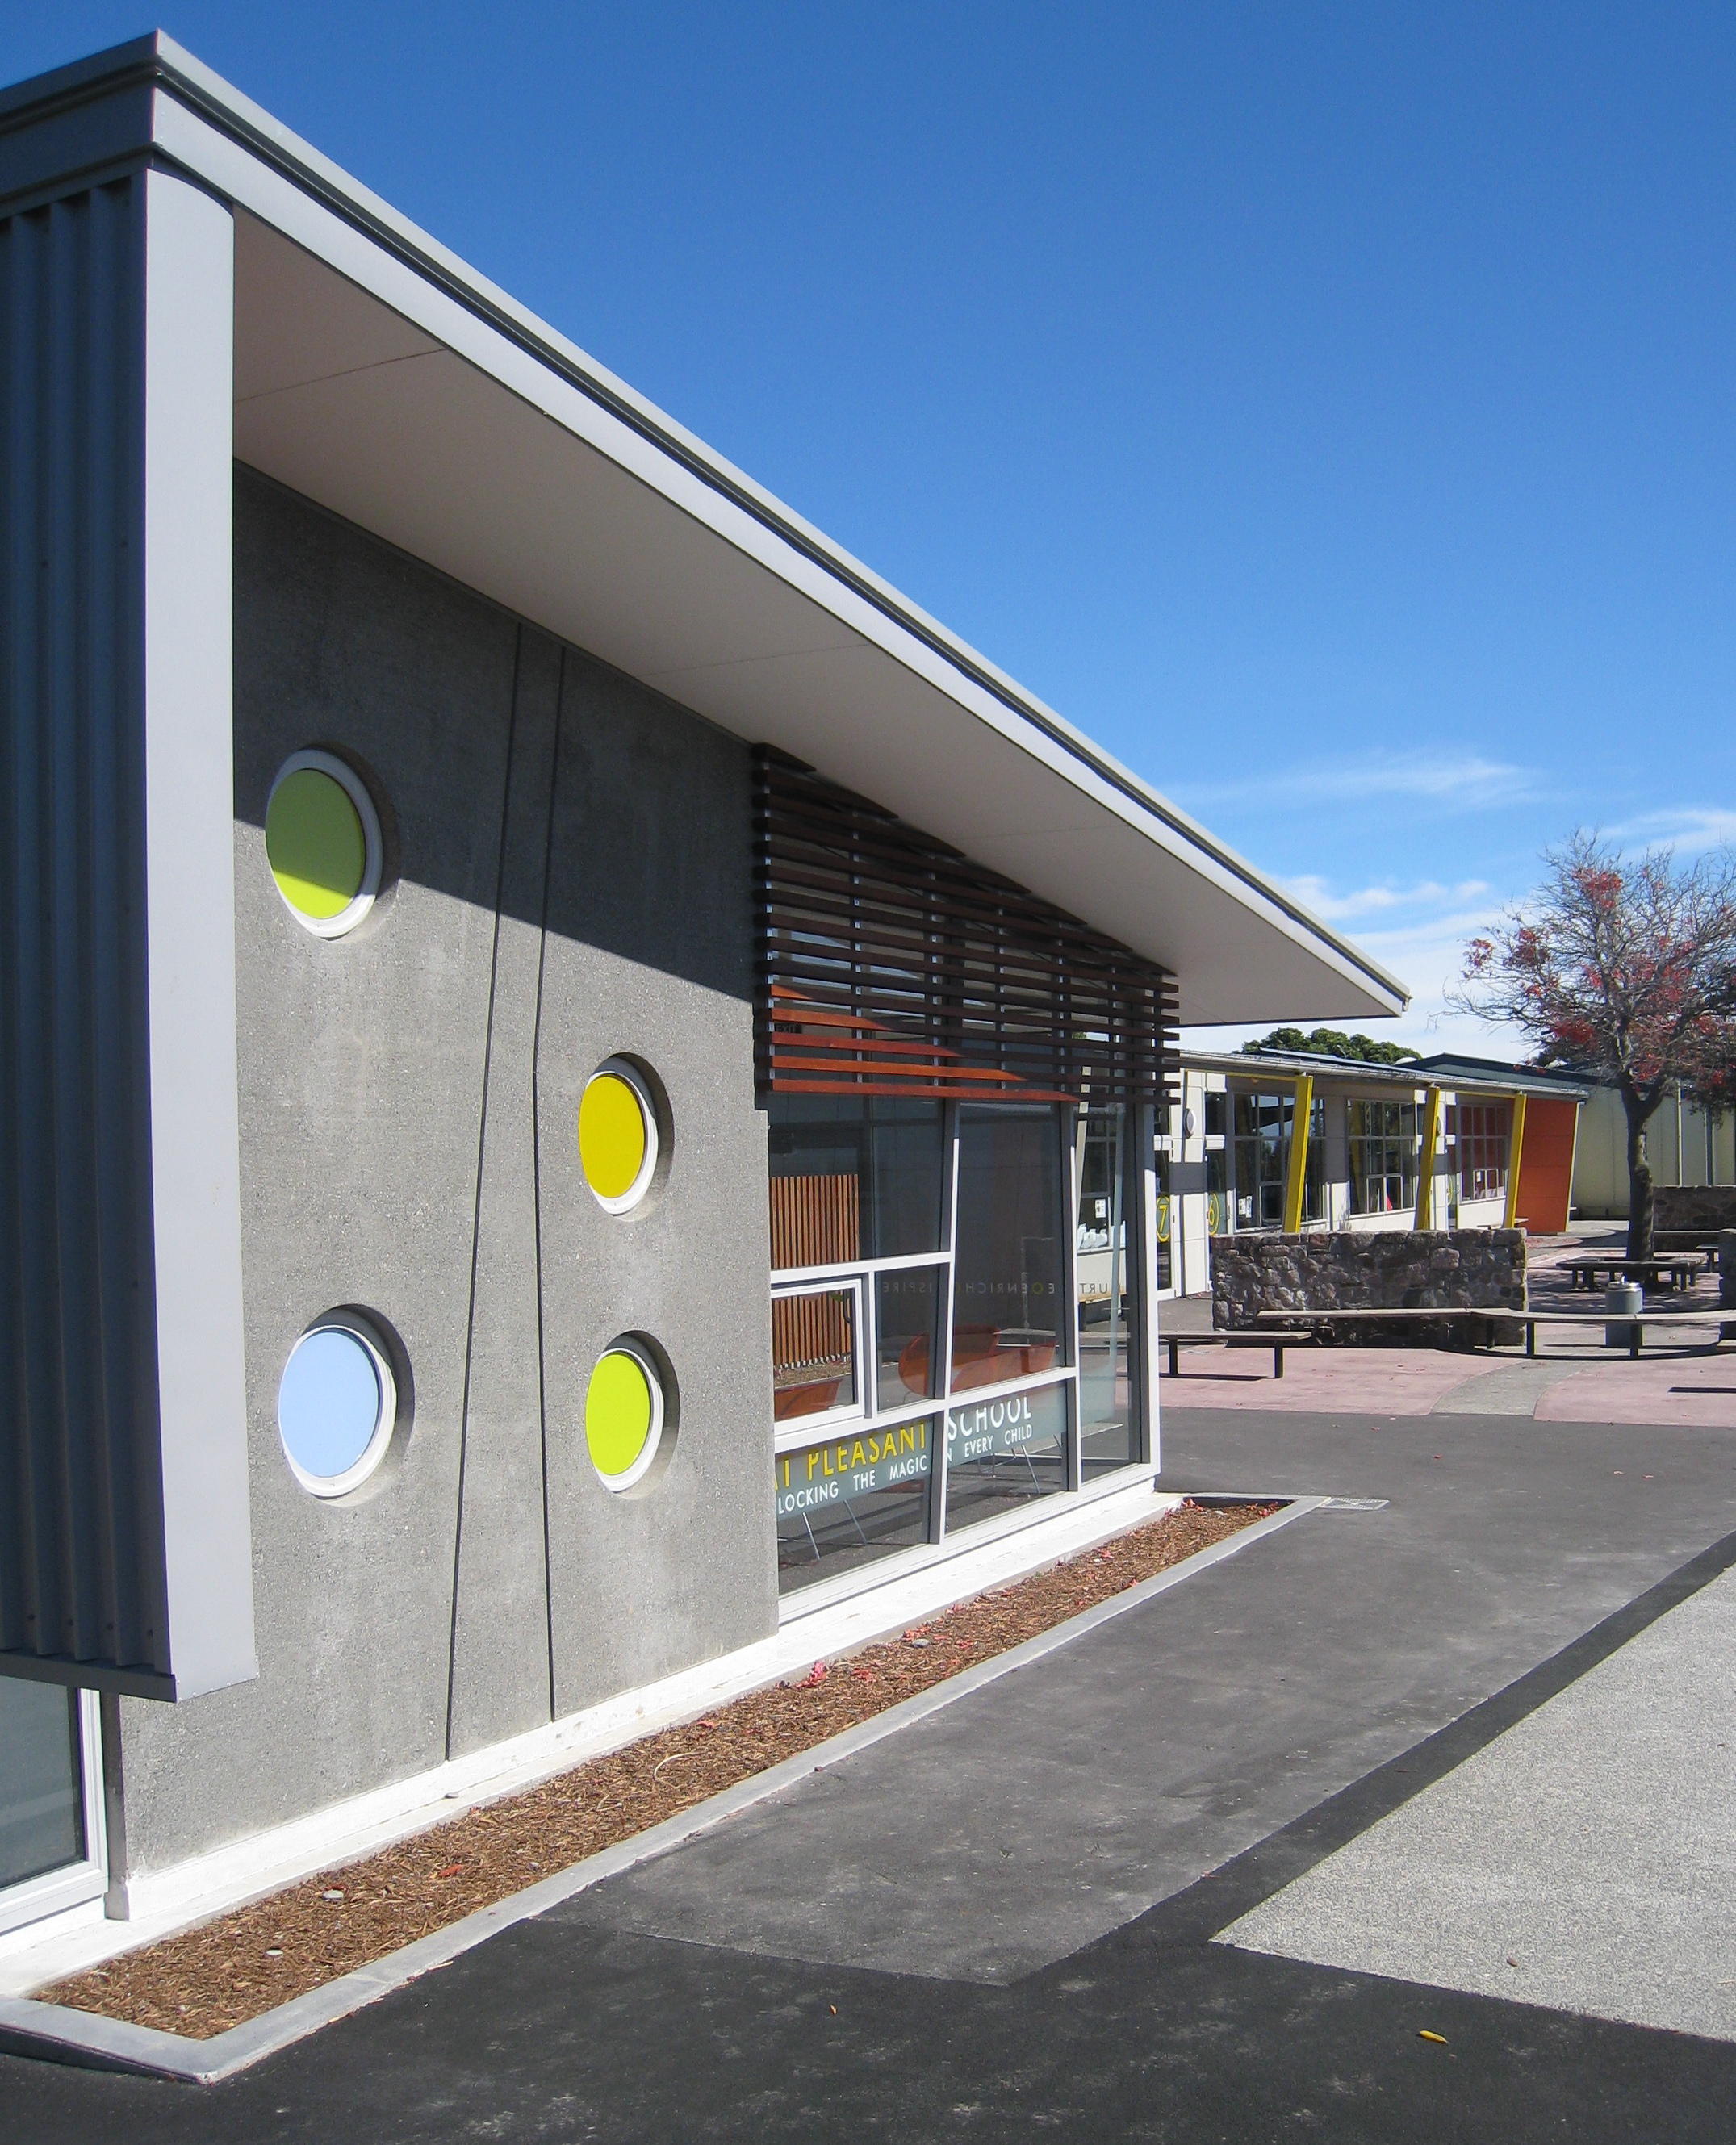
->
<box><xmin>1720</xmin><ymin>1231</ymin><xmax>1736</xmax><ymax>1311</ymax></box>
<box><xmin>1604</xmin><ymin>1282</ymin><xmax>1642</xmax><ymax>1350</ymax></box>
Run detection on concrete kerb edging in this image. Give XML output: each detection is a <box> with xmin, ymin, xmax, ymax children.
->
<box><xmin>0</xmin><ymin>1493</ymin><xmax>1320</xmax><ymax>2086</ymax></box>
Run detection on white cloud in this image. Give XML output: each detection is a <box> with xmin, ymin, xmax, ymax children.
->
<box><xmin>1603</xmin><ymin>805</ymin><xmax>1736</xmax><ymax>856</ymax></box>
<box><xmin>1182</xmin><ymin>753</ymin><xmax>1541</xmax><ymax>813</ymax></box>
<box><xmin>1282</xmin><ymin>874</ymin><xmax>1491</xmax><ymax>925</ymax></box>
<box><xmin>1184</xmin><ymin>875</ymin><xmax>1530</xmax><ymax>1063</ymax></box>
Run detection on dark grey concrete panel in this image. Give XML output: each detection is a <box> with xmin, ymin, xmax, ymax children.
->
<box><xmin>537</xmin><ymin>650</ymin><xmax>778</xmax><ymax>1716</ymax></box>
<box><xmin>445</xmin><ymin>628</ymin><xmax>563</xmax><ymax>1757</ymax></box>
<box><xmin>563</xmin><ymin>1407</ymin><xmax>1736</xmax><ymax>1983</ymax></box>
<box><xmin>112</xmin><ymin>475</ymin><xmax>517</xmax><ymax>1869</ymax></box>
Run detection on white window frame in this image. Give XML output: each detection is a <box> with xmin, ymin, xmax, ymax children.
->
<box><xmin>0</xmin><ymin>1688</ymin><xmax>107</xmax><ymax>1939</ymax></box>
<box><xmin>770</xmin><ymin>1275</ymin><xmax>867</xmax><ymax>1446</ymax></box>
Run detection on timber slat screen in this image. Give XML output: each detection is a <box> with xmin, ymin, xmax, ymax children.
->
<box><xmin>768</xmin><ymin>1174</ymin><xmax>861</xmax><ymax>1269</ymax></box>
<box><xmin>754</xmin><ymin>750</ymin><xmax>1179</xmax><ymax>1105</ymax></box>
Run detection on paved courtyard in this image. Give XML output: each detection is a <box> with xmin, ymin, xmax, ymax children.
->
<box><xmin>6</xmin><ymin>1393</ymin><xmax>1736</xmax><ymax>2140</ymax></box>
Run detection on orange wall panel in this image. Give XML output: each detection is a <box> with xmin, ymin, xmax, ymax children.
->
<box><xmin>1515</xmin><ymin>1098</ymin><xmax>1579</xmax><ymax>1234</ymax></box>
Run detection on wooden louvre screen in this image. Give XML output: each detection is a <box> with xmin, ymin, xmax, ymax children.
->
<box><xmin>754</xmin><ymin>749</ymin><xmax>1179</xmax><ymax>1105</ymax></box>
<box><xmin>771</xmin><ymin>1292</ymin><xmax>853</xmax><ymax>1379</ymax></box>
<box><xmin>768</xmin><ymin>1173</ymin><xmax>861</xmax><ymax>1270</ymax></box>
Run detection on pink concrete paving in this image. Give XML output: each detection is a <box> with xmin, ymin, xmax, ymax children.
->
<box><xmin>1161</xmin><ymin>1227</ymin><xmax>1733</xmax><ymax>1419</ymax></box>
<box><xmin>1537</xmin><ymin>1351</ymin><xmax>1736</xmax><ymax>1428</ymax></box>
<box><xmin>1159</xmin><ymin>1345</ymin><xmax>1498</xmax><ymax>1415</ymax></box>
<box><xmin>1163</xmin><ymin>1339</ymin><xmax>1736</xmax><ymax>1424</ymax></box>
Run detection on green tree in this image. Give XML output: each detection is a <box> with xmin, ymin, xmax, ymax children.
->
<box><xmin>1241</xmin><ymin>1027</ymin><xmax>1418</xmax><ymax>1065</ymax></box>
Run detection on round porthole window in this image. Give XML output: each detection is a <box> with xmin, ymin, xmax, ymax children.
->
<box><xmin>578</xmin><ymin>1059</ymin><xmax>659</xmax><ymax>1213</ymax></box>
<box><xmin>265</xmin><ymin>750</ymin><xmax>383</xmax><ymax>939</ymax></box>
<box><xmin>585</xmin><ymin>1338</ymin><xmax>667</xmax><ymax>1494</ymax></box>
<box><xmin>277</xmin><ymin>1314</ymin><xmax>399</xmax><ymax>1499</ymax></box>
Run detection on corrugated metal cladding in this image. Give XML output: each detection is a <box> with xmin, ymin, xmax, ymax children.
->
<box><xmin>0</xmin><ymin>174</ymin><xmax>173</xmax><ymax>1695</ymax></box>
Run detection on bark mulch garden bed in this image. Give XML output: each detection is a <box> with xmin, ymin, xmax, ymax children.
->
<box><xmin>44</xmin><ymin>1495</ymin><xmax>1276</xmax><ymax>2039</ymax></box>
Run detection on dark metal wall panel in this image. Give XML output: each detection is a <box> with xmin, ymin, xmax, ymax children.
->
<box><xmin>754</xmin><ymin>749</ymin><xmax>1180</xmax><ymax>1106</ymax></box>
<box><xmin>0</xmin><ymin>174</ymin><xmax>172</xmax><ymax>1694</ymax></box>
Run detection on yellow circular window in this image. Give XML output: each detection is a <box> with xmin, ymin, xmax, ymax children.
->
<box><xmin>586</xmin><ymin>1340</ymin><xmax>667</xmax><ymax>1493</ymax></box>
<box><xmin>579</xmin><ymin>1059</ymin><xmax>659</xmax><ymax>1212</ymax></box>
<box><xmin>266</xmin><ymin>751</ymin><xmax>383</xmax><ymax>938</ymax></box>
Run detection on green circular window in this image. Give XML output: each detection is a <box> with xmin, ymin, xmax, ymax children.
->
<box><xmin>585</xmin><ymin>1339</ymin><xmax>668</xmax><ymax>1494</ymax></box>
<box><xmin>266</xmin><ymin>751</ymin><xmax>383</xmax><ymax>938</ymax></box>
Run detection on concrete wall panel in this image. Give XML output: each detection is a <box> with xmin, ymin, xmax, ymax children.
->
<box><xmin>445</xmin><ymin>627</ymin><xmax>563</xmax><ymax>1758</ymax></box>
<box><xmin>536</xmin><ymin>650</ymin><xmax>777</xmax><ymax>1716</ymax></box>
<box><xmin>115</xmin><ymin>475</ymin><xmax>515</xmax><ymax>1869</ymax></box>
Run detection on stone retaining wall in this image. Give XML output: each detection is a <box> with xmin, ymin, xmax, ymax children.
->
<box><xmin>1654</xmin><ymin>1185</ymin><xmax>1736</xmax><ymax>1234</ymax></box>
<box><xmin>1211</xmin><ymin>1228</ymin><xmax>1527</xmax><ymax>1340</ymax></box>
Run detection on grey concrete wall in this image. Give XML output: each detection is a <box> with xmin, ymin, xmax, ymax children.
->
<box><xmin>535</xmin><ymin>650</ymin><xmax>777</xmax><ymax>1716</ymax></box>
<box><xmin>109</xmin><ymin>472</ymin><xmax>776</xmax><ymax>1873</ymax></box>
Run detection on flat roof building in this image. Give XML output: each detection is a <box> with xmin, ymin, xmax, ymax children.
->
<box><xmin>1155</xmin><ymin>1048</ymin><xmax>1587</xmax><ymax>1301</ymax></box>
<box><xmin>0</xmin><ymin>36</ymin><xmax>1404</xmax><ymax>1951</ymax></box>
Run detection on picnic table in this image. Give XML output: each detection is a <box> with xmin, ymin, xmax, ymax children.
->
<box><xmin>1558</xmin><ymin>1253</ymin><xmax>1708</xmax><ymax>1292</ymax></box>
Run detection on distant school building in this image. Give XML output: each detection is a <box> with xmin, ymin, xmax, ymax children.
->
<box><xmin>1152</xmin><ymin>1048</ymin><xmax>1587</xmax><ymax>1302</ymax></box>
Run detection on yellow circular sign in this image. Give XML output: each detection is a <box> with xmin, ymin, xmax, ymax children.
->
<box><xmin>266</xmin><ymin>767</ymin><xmax>366</xmax><ymax>922</ymax></box>
<box><xmin>579</xmin><ymin>1068</ymin><xmax>651</xmax><ymax>1206</ymax></box>
<box><xmin>586</xmin><ymin>1348</ymin><xmax>656</xmax><ymax>1485</ymax></box>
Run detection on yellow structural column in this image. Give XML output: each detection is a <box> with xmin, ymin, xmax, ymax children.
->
<box><xmin>1283</xmin><ymin>1072</ymin><xmax>1314</xmax><ymax>1234</ymax></box>
<box><xmin>1503</xmin><ymin>1093</ymin><xmax>1528</xmax><ymax>1229</ymax></box>
<box><xmin>1413</xmin><ymin>1086</ymin><xmax>1443</xmax><ymax>1230</ymax></box>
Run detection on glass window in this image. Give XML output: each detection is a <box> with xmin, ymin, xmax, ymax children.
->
<box><xmin>1348</xmin><ymin>1099</ymin><xmax>1420</xmax><ymax>1215</ymax></box>
<box><xmin>585</xmin><ymin>1339</ymin><xmax>671</xmax><ymax>1495</ymax></box>
<box><xmin>772</xmin><ymin>1283</ymin><xmax>860</xmax><ymax>1424</ymax></box>
<box><xmin>1306</xmin><ymin>1097</ymin><xmax>1327</xmax><ymax>1220</ymax></box>
<box><xmin>944</xmin><ymin>1379</ymin><xmax>1069</xmax><ymax>1529</ymax></box>
<box><xmin>1453</xmin><ymin>1100</ymin><xmax>1512</xmax><ymax>1203</ymax></box>
<box><xmin>1077</xmin><ymin>1104</ymin><xmax>1142</xmax><ymax>1475</ymax></box>
<box><xmin>952</xmin><ymin>1106</ymin><xmax>1065</xmax><ymax>1390</ymax></box>
<box><xmin>875</xmin><ymin>1265</ymin><xmax>944</xmax><ymax>1411</ymax></box>
<box><xmin>0</xmin><ymin>1680</ymin><xmax>82</xmax><ymax>1890</ymax></box>
<box><xmin>768</xmin><ymin>1097</ymin><xmax>945</xmax><ymax>1269</ymax></box>
<box><xmin>1232</xmin><ymin>1089</ymin><xmax>1289</xmax><ymax>1229</ymax></box>
<box><xmin>264</xmin><ymin>750</ymin><xmax>383</xmax><ymax>939</ymax></box>
<box><xmin>1205</xmin><ymin>1145</ymin><xmax>1228</xmax><ymax>1236</ymax></box>
<box><xmin>1228</xmin><ymin>1089</ymin><xmax>1324</xmax><ymax>1229</ymax></box>
<box><xmin>776</xmin><ymin>1415</ymin><xmax>935</xmax><ymax>1591</ymax></box>
<box><xmin>277</xmin><ymin>1315</ymin><xmax>399</xmax><ymax>1499</ymax></box>
<box><xmin>1153</xmin><ymin>1106</ymin><xmax>1176</xmax><ymax>1293</ymax></box>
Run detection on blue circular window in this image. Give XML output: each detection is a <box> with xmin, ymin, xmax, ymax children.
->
<box><xmin>277</xmin><ymin>1316</ymin><xmax>398</xmax><ymax>1498</ymax></box>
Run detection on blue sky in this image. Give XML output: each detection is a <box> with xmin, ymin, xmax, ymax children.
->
<box><xmin>7</xmin><ymin>6</ymin><xmax>1734</xmax><ymax>1054</ymax></box>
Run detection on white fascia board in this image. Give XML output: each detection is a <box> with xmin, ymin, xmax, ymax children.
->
<box><xmin>140</xmin><ymin>169</ymin><xmax>256</xmax><ymax>1698</ymax></box>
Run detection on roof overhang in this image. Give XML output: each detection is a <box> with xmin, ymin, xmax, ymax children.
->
<box><xmin>0</xmin><ymin>33</ymin><xmax>1408</xmax><ymax>1026</ymax></box>
<box><xmin>1185</xmin><ymin>1050</ymin><xmax>1589</xmax><ymax>1102</ymax></box>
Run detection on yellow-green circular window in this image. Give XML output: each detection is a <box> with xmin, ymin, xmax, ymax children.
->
<box><xmin>579</xmin><ymin>1059</ymin><xmax>659</xmax><ymax>1212</ymax></box>
<box><xmin>586</xmin><ymin>1339</ymin><xmax>666</xmax><ymax>1493</ymax></box>
<box><xmin>265</xmin><ymin>751</ymin><xmax>383</xmax><ymax>939</ymax></box>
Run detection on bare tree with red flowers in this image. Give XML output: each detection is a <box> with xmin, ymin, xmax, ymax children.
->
<box><xmin>1452</xmin><ymin>833</ymin><xmax>1736</xmax><ymax>1258</ymax></box>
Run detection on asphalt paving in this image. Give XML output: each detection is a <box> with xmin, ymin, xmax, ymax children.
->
<box><xmin>6</xmin><ymin>1401</ymin><xmax>1736</xmax><ymax>2141</ymax></box>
